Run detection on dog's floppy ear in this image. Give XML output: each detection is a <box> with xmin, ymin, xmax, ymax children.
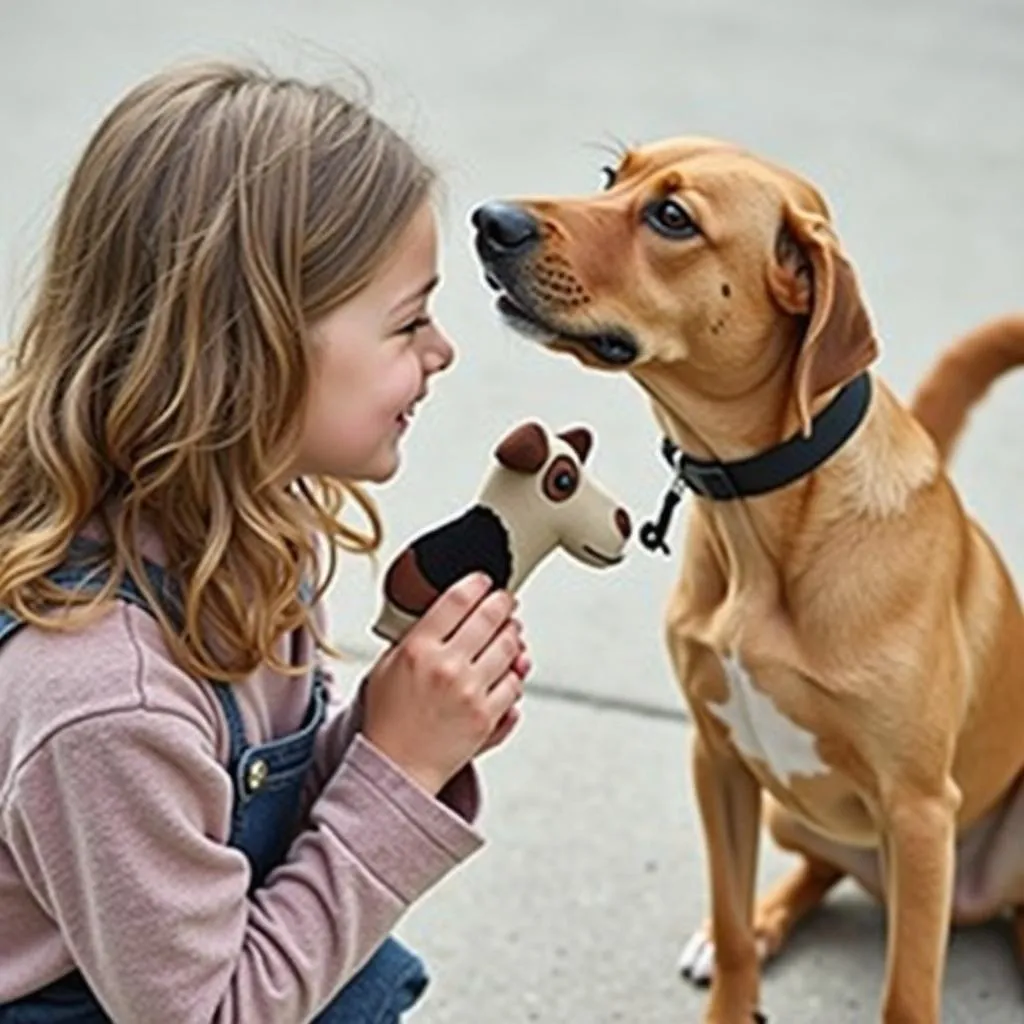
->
<box><xmin>768</xmin><ymin>205</ymin><xmax>879</xmax><ymax>436</ymax></box>
<box><xmin>495</xmin><ymin>421</ymin><xmax>550</xmax><ymax>473</ymax></box>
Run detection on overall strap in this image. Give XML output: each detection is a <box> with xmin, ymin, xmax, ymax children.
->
<box><xmin>55</xmin><ymin>537</ymin><xmax>252</xmax><ymax>760</ymax></box>
<box><xmin>0</xmin><ymin>542</ymin><xmax>176</xmax><ymax>654</ymax></box>
<box><xmin>0</xmin><ymin>539</ymin><xmax>320</xmax><ymax>769</ymax></box>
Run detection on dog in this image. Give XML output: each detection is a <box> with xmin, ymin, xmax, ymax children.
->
<box><xmin>372</xmin><ymin>420</ymin><xmax>632</xmax><ymax>643</ymax></box>
<box><xmin>471</xmin><ymin>137</ymin><xmax>1024</xmax><ymax>1023</ymax></box>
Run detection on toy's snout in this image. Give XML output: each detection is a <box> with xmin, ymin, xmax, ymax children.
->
<box><xmin>559</xmin><ymin>475</ymin><xmax>632</xmax><ymax>569</ymax></box>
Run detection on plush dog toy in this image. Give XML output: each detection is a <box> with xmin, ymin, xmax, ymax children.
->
<box><xmin>371</xmin><ymin>420</ymin><xmax>632</xmax><ymax>643</ymax></box>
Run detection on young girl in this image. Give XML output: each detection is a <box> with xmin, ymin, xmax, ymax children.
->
<box><xmin>0</xmin><ymin>60</ymin><xmax>529</xmax><ymax>1023</ymax></box>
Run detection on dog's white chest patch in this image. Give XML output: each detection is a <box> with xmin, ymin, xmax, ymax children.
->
<box><xmin>708</xmin><ymin>653</ymin><xmax>828</xmax><ymax>784</ymax></box>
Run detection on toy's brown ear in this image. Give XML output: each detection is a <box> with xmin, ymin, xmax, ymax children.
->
<box><xmin>767</xmin><ymin>205</ymin><xmax>879</xmax><ymax>435</ymax></box>
<box><xmin>495</xmin><ymin>421</ymin><xmax>550</xmax><ymax>473</ymax></box>
<box><xmin>557</xmin><ymin>426</ymin><xmax>593</xmax><ymax>464</ymax></box>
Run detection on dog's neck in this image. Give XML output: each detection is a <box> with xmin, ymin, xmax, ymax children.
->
<box><xmin>631</xmin><ymin>357</ymin><xmax>940</xmax><ymax>582</ymax></box>
<box><xmin>633</xmin><ymin>347</ymin><xmax>808</xmax><ymax>464</ymax></box>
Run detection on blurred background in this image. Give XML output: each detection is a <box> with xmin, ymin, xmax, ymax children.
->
<box><xmin>2</xmin><ymin>2</ymin><xmax>1022</xmax><ymax>1020</ymax></box>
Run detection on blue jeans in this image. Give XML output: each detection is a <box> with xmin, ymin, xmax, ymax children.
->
<box><xmin>318</xmin><ymin>937</ymin><xmax>429</xmax><ymax>1023</ymax></box>
<box><xmin>0</xmin><ymin>939</ymin><xmax>427</xmax><ymax>1023</ymax></box>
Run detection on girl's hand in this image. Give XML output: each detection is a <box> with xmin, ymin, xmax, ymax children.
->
<box><xmin>363</xmin><ymin>573</ymin><xmax>528</xmax><ymax>794</ymax></box>
<box><xmin>477</xmin><ymin>644</ymin><xmax>531</xmax><ymax>755</ymax></box>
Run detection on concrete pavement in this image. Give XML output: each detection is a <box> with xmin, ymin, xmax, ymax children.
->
<box><xmin>2</xmin><ymin>1</ymin><xmax>1023</xmax><ymax>1019</ymax></box>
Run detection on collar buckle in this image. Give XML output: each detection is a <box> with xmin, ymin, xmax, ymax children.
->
<box><xmin>679</xmin><ymin>461</ymin><xmax>737</xmax><ymax>501</ymax></box>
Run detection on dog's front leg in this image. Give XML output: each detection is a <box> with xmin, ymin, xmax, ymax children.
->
<box><xmin>879</xmin><ymin>783</ymin><xmax>959</xmax><ymax>1024</ymax></box>
<box><xmin>692</xmin><ymin>730</ymin><xmax>764</xmax><ymax>1024</ymax></box>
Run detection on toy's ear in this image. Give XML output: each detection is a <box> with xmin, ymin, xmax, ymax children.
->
<box><xmin>557</xmin><ymin>426</ymin><xmax>593</xmax><ymax>464</ymax></box>
<box><xmin>495</xmin><ymin>421</ymin><xmax>550</xmax><ymax>474</ymax></box>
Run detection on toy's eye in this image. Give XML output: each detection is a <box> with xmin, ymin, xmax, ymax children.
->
<box><xmin>600</xmin><ymin>165</ymin><xmax>617</xmax><ymax>190</ymax></box>
<box><xmin>543</xmin><ymin>457</ymin><xmax>579</xmax><ymax>502</ymax></box>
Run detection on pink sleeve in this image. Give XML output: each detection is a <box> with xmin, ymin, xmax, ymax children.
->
<box><xmin>2</xmin><ymin>707</ymin><xmax>483</xmax><ymax>1024</ymax></box>
<box><xmin>307</xmin><ymin>673</ymin><xmax>482</xmax><ymax>823</ymax></box>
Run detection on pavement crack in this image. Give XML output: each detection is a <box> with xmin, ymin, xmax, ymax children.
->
<box><xmin>527</xmin><ymin>679</ymin><xmax>689</xmax><ymax>723</ymax></box>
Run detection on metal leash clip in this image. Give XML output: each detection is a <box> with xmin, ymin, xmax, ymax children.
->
<box><xmin>639</xmin><ymin>437</ymin><xmax>687</xmax><ymax>556</ymax></box>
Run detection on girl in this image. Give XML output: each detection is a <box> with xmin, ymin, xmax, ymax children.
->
<box><xmin>0</xmin><ymin>60</ymin><xmax>528</xmax><ymax>1023</ymax></box>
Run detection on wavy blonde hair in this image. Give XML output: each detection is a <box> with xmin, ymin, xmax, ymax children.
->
<box><xmin>0</xmin><ymin>60</ymin><xmax>435</xmax><ymax>682</ymax></box>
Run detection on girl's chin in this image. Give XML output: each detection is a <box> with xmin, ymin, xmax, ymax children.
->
<box><xmin>299</xmin><ymin>446</ymin><xmax>401</xmax><ymax>486</ymax></box>
<box><xmin>359</xmin><ymin>444</ymin><xmax>402</xmax><ymax>485</ymax></box>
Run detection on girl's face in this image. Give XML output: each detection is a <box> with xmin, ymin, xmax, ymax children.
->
<box><xmin>298</xmin><ymin>203</ymin><xmax>455</xmax><ymax>483</ymax></box>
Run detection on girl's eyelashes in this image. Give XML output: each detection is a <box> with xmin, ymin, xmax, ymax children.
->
<box><xmin>397</xmin><ymin>315</ymin><xmax>432</xmax><ymax>337</ymax></box>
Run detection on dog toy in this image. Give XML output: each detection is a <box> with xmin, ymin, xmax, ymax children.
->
<box><xmin>371</xmin><ymin>420</ymin><xmax>633</xmax><ymax>643</ymax></box>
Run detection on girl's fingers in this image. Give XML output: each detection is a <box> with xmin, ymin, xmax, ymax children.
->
<box><xmin>410</xmin><ymin>572</ymin><xmax>493</xmax><ymax>642</ymax></box>
<box><xmin>471</xmin><ymin>619</ymin><xmax>522</xmax><ymax>689</ymax></box>
<box><xmin>450</xmin><ymin>589</ymin><xmax>517</xmax><ymax>662</ymax></box>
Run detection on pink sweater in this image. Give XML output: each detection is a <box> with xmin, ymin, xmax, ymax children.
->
<box><xmin>0</xmin><ymin>582</ymin><xmax>484</xmax><ymax>1021</ymax></box>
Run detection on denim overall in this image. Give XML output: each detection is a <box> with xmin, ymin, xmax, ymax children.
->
<box><xmin>0</xmin><ymin>542</ymin><xmax>428</xmax><ymax>1023</ymax></box>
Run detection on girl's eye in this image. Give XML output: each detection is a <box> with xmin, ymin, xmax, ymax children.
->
<box><xmin>399</xmin><ymin>315</ymin><xmax>432</xmax><ymax>337</ymax></box>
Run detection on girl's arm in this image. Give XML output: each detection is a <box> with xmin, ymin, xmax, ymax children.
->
<box><xmin>3</xmin><ymin>683</ymin><xmax>482</xmax><ymax>1023</ymax></box>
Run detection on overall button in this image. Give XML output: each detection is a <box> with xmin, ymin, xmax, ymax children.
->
<box><xmin>246</xmin><ymin>758</ymin><xmax>269</xmax><ymax>793</ymax></box>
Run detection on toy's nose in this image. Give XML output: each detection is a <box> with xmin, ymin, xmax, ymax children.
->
<box><xmin>615</xmin><ymin>507</ymin><xmax>632</xmax><ymax>541</ymax></box>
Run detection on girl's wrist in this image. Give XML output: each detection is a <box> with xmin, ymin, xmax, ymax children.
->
<box><xmin>361</xmin><ymin>729</ymin><xmax>449</xmax><ymax>797</ymax></box>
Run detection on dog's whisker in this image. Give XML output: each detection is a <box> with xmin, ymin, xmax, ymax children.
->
<box><xmin>582</xmin><ymin>134</ymin><xmax>632</xmax><ymax>168</ymax></box>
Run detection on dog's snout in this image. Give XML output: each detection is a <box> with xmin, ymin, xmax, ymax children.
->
<box><xmin>615</xmin><ymin>507</ymin><xmax>632</xmax><ymax>541</ymax></box>
<box><xmin>472</xmin><ymin>202</ymin><xmax>540</xmax><ymax>257</ymax></box>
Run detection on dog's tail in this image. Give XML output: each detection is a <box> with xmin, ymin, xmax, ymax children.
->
<box><xmin>910</xmin><ymin>314</ymin><xmax>1024</xmax><ymax>464</ymax></box>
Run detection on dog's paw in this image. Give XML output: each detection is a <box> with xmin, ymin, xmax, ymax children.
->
<box><xmin>678</xmin><ymin>930</ymin><xmax>716</xmax><ymax>985</ymax></box>
<box><xmin>677</xmin><ymin>929</ymin><xmax>770</xmax><ymax>987</ymax></box>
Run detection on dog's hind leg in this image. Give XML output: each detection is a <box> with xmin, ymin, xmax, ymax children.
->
<box><xmin>679</xmin><ymin>796</ymin><xmax>882</xmax><ymax>986</ymax></box>
<box><xmin>766</xmin><ymin>797</ymin><xmax>883</xmax><ymax>900</ymax></box>
<box><xmin>754</xmin><ymin>798</ymin><xmax>880</xmax><ymax>959</ymax></box>
<box><xmin>751</xmin><ymin>856</ymin><xmax>843</xmax><ymax>961</ymax></box>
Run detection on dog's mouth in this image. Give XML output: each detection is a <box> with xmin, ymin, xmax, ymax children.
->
<box><xmin>491</xmin><ymin>286</ymin><xmax>639</xmax><ymax>368</ymax></box>
<box><xmin>580</xmin><ymin>544</ymin><xmax>626</xmax><ymax>566</ymax></box>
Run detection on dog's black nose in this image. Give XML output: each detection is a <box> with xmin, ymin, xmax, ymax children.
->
<box><xmin>472</xmin><ymin>202</ymin><xmax>540</xmax><ymax>256</ymax></box>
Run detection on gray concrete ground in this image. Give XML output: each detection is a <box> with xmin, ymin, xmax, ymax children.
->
<box><xmin>2</xmin><ymin>1</ymin><xmax>1023</xmax><ymax>1020</ymax></box>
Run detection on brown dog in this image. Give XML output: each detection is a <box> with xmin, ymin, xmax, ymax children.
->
<box><xmin>472</xmin><ymin>138</ymin><xmax>1024</xmax><ymax>1023</ymax></box>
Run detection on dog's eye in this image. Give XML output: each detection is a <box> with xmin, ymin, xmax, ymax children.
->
<box><xmin>645</xmin><ymin>199</ymin><xmax>700</xmax><ymax>240</ymax></box>
<box><xmin>600</xmin><ymin>165</ymin><xmax>617</xmax><ymax>190</ymax></box>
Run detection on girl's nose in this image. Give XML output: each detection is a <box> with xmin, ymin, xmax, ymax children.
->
<box><xmin>424</xmin><ymin>329</ymin><xmax>455</xmax><ymax>374</ymax></box>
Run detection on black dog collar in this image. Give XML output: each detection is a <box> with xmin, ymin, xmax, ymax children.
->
<box><xmin>639</xmin><ymin>373</ymin><xmax>873</xmax><ymax>555</ymax></box>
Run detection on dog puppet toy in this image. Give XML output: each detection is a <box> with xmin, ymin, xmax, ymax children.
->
<box><xmin>371</xmin><ymin>420</ymin><xmax>633</xmax><ymax>643</ymax></box>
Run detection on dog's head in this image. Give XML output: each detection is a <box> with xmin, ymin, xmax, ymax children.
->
<box><xmin>473</xmin><ymin>137</ymin><xmax>879</xmax><ymax>434</ymax></box>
